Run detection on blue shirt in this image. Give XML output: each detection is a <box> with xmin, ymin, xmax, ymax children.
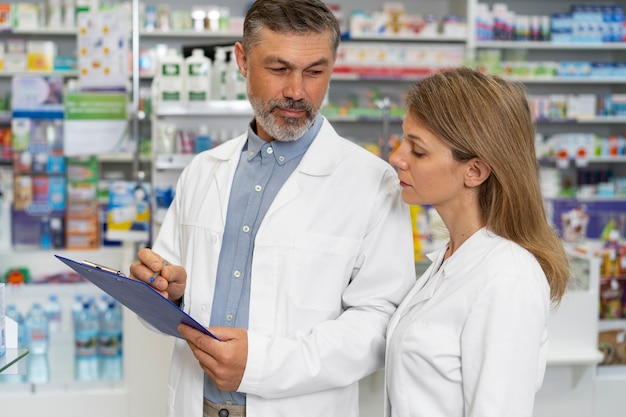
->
<box><xmin>204</xmin><ymin>115</ymin><xmax>322</xmax><ymax>405</ymax></box>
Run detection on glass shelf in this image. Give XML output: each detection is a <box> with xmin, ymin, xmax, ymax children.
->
<box><xmin>0</xmin><ymin>349</ymin><xmax>28</xmax><ymax>373</ymax></box>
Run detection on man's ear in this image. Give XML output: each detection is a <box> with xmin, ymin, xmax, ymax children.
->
<box><xmin>234</xmin><ymin>42</ymin><xmax>247</xmax><ymax>78</ymax></box>
<box><xmin>464</xmin><ymin>158</ymin><xmax>491</xmax><ymax>188</ymax></box>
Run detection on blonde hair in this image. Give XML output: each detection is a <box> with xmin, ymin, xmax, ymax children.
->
<box><xmin>405</xmin><ymin>67</ymin><xmax>569</xmax><ymax>304</ymax></box>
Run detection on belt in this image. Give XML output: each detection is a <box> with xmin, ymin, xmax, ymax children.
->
<box><xmin>203</xmin><ymin>398</ymin><xmax>246</xmax><ymax>417</ymax></box>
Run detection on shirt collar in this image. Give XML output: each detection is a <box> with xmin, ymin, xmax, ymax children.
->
<box><xmin>244</xmin><ymin>114</ymin><xmax>323</xmax><ymax>165</ymax></box>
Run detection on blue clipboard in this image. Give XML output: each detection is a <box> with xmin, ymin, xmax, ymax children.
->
<box><xmin>55</xmin><ymin>254</ymin><xmax>217</xmax><ymax>340</ymax></box>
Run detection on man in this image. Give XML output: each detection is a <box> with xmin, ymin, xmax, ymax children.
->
<box><xmin>130</xmin><ymin>1</ymin><xmax>415</xmax><ymax>416</ymax></box>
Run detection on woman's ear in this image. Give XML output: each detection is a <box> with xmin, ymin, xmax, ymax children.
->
<box><xmin>464</xmin><ymin>158</ymin><xmax>491</xmax><ymax>188</ymax></box>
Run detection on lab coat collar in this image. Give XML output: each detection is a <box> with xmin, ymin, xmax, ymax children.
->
<box><xmin>208</xmin><ymin>116</ymin><xmax>341</xmax><ymax>178</ymax></box>
<box><xmin>425</xmin><ymin>227</ymin><xmax>497</xmax><ymax>279</ymax></box>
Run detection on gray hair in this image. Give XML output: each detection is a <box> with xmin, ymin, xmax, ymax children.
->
<box><xmin>242</xmin><ymin>0</ymin><xmax>341</xmax><ymax>57</ymax></box>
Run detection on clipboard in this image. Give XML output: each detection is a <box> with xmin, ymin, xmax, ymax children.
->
<box><xmin>55</xmin><ymin>254</ymin><xmax>217</xmax><ymax>340</ymax></box>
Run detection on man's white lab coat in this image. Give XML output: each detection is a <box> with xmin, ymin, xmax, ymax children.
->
<box><xmin>152</xmin><ymin>118</ymin><xmax>416</xmax><ymax>417</ymax></box>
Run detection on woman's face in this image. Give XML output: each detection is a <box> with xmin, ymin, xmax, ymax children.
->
<box><xmin>390</xmin><ymin>112</ymin><xmax>468</xmax><ymax>207</ymax></box>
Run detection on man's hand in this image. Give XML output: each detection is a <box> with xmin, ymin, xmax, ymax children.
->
<box><xmin>178</xmin><ymin>324</ymin><xmax>248</xmax><ymax>392</ymax></box>
<box><xmin>129</xmin><ymin>248</ymin><xmax>186</xmax><ymax>303</ymax></box>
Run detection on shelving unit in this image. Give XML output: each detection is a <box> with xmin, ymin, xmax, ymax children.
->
<box><xmin>1</xmin><ymin>1</ymin><xmax>626</xmax><ymax>416</ymax></box>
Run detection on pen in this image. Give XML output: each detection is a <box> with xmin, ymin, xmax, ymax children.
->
<box><xmin>149</xmin><ymin>260</ymin><xmax>169</xmax><ymax>284</ymax></box>
<box><xmin>82</xmin><ymin>260</ymin><xmax>125</xmax><ymax>276</ymax></box>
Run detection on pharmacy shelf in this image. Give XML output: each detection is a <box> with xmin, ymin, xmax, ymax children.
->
<box><xmin>11</xmin><ymin>28</ymin><xmax>77</xmax><ymax>36</ymax></box>
<box><xmin>140</xmin><ymin>29</ymin><xmax>241</xmax><ymax>38</ymax></box>
<box><xmin>547</xmin><ymin>347</ymin><xmax>604</xmax><ymax>366</ymax></box>
<box><xmin>0</xmin><ymin>70</ymin><xmax>78</xmax><ymax>77</ymax></box>
<box><xmin>514</xmin><ymin>78</ymin><xmax>626</xmax><ymax>85</ymax></box>
<box><xmin>476</xmin><ymin>41</ymin><xmax>626</xmax><ymax>50</ymax></box>
<box><xmin>153</xmin><ymin>100</ymin><xmax>253</xmax><ymax>117</ymax></box>
<box><xmin>347</xmin><ymin>32</ymin><xmax>466</xmax><ymax>42</ymax></box>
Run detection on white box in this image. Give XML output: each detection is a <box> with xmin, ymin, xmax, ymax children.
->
<box><xmin>0</xmin><ymin>283</ymin><xmax>5</xmax><ymax>357</ymax></box>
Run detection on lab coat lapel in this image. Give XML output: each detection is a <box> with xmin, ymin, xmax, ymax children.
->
<box><xmin>210</xmin><ymin>134</ymin><xmax>248</xmax><ymax>228</ymax></box>
<box><xmin>264</xmin><ymin>118</ymin><xmax>339</xmax><ymax>219</ymax></box>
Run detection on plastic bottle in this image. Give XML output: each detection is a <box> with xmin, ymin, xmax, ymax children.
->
<box><xmin>74</xmin><ymin>299</ymin><xmax>99</xmax><ymax>381</ymax></box>
<box><xmin>45</xmin><ymin>293</ymin><xmax>62</xmax><ymax>333</ymax></box>
<box><xmin>98</xmin><ymin>300</ymin><xmax>123</xmax><ymax>380</ymax></box>
<box><xmin>211</xmin><ymin>46</ymin><xmax>228</xmax><ymax>101</ymax></box>
<box><xmin>185</xmin><ymin>48</ymin><xmax>212</xmax><ymax>102</ymax></box>
<box><xmin>27</xmin><ymin>352</ymin><xmax>50</xmax><ymax>384</ymax></box>
<box><xmin>194</xmin><ymin>124</ymin><xmax>212</xmax><ymax>153</ymax></box>
<box><xmin>25</xmin><ymin>302</ymin><xmax>49</xmax><ymax>355</ymax></box>
<box><xmin>157</xmin><ymin>48</ymin><xmax>184</xmax><ymax>102</ymax></box>
<box><xmin>40</xmin><ymin>216</ymin><xmax>51</xmax><ymax>249</ymax></box>
<box><xmin>224</xmin><ymin>47</ymin><xmax>246</xmax><ymax>100</ymax></box>
<box><xmin>71</xmin><ymin>293</ymin><xmax>84</xmax><ymax>324</ymax></box>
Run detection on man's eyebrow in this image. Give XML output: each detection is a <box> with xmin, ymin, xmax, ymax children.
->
<box><xmin>263</xmin><ymin>56</ymin><xmax>331</xmax><ymax>68</ymax></box>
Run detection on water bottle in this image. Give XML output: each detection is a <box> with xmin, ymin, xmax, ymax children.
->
<box><xmin>71</xmin><ymin>293</ymin><xmax>84</xmax><ymax>324</ymax></box>
<box><xmin>45</xmin><ymin>293</ymin><xmax>62</xmax><ymax>333</ymax></box>
<box><xmin>98</xmin><ymin>300</ymin><xmax>123</xmax><ymax>380</ymax></box>
<box><xmin>4</xmin><ymin>304</ymin><xmax>26</xmax><ymax>349</ymax></box>
<box><xmin>25</xmin><ymin>303</ymin><xmax>49</xmax><ymax>355</ymax></box>
<box><xmin>27</xmin><ymin>353</ymin><xmax>50</xmax><ymax>384</ymax></box>
<box><xmin>74</xmin><ymin>299</ymin><xmax>99</xmax><ymax>381</ymax></box>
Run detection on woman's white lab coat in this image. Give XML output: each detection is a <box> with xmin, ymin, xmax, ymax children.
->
<box><xmin>385</xmin><ymin>228</ymin><xmax>551</xmax><ymax>417</ymax></box>
<box><xmin>152</xmin><ymin>118</ymin><xmax>416</xmax><ymax>417</ymax></box>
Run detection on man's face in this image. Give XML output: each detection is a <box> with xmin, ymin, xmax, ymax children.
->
<box><xmin>234</xmin><ymin>27</ymin><xmax>335</xmax><ymax>142</ymax></box>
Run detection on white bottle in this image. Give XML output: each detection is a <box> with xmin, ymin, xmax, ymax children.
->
<box><xmin>211</xmin><ymin>47</ymin><xmax>228</xmax><ymax>101</ymax></box>
<box><xmin>185</xmin><ymin>48</ymin><xmax>212</xmax><ymax>102</ymax></box>
<box><xmin>225</xmin><ymin>46</ymin><xmax>246</xmax><ymax>101</ymax></box>
<box><xmin>157</xmin><ymin>48</ymin><xmax>184</xmax><ymax>102</ymax></box>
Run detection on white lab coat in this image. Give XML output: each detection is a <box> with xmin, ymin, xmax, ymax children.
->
<box><xmin>384</xmin><ymin>228</ymin><xmax>551</xmax><ymax>417</ymax></box>
<box><xmin>152</xmin><ymin>118</ymin><xmax>416</xmax><ymax>417</ymax></box>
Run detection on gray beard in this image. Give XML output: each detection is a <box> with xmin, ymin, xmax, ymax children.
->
<box><xmin>248</xmin><ymin>94</ymin><xmax>317</xmax><ymax>142</ymax></box>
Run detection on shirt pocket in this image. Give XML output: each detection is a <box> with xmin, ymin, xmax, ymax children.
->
<box><xmin>288</xmin><ymin>232</ymin><xmax>360</xmax><ymax>312</ymax></box>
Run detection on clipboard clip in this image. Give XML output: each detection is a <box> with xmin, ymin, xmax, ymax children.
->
<box><xmin>82</xmin><ymin>260</ymin><xmax>126</xmax><ymax>277</ymax></box>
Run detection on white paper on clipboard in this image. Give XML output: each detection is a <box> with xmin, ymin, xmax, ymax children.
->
<box><xmin>55</xmin><ymin>254</ymin><xmax>217</xmax><ymax>340</ymax></box>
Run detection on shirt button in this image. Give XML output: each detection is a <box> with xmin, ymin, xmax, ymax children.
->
<box><xmin>255</xmin><ymin>185</ymin><xmax>262</xmax><ymax>192</ymax></box>
<box><xmin>266</xmin><ymin>147</ymin><xmax>273</xmax><ymax>154</ymax></box>
<box><xmin>233</xmin><ymin>270</ymin><xmax>241</xmax><ymax>278</ymax></box>
<box><xmin>242</xmin><ymin>225</ymin><xmax>250</xmax><ymax>233</ymax></box>
<box><xmin>248</xmin><ymin>151</ymin><xmax>254</xmax><ymax>157</ymax></box>
<box><xmin>278</xmin><ymin>155</ymin><xmax>285</xmax><ymax>162</ymax></box>
<box><xmin>226</xmin><ymin>314</ymin><xmax>234</xmax><ymax>322</ymax></box>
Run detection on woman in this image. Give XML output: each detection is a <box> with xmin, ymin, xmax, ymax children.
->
<box><xmin>385</xmin><ymin>67</ymin><xmax>570</xmax><ymax>417</ymax></box>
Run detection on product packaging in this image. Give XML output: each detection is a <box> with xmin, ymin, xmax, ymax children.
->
<box><xmin>1</xmin><ymin>283</ymin><xmax>6</xmax><ymax>357</ymax></box>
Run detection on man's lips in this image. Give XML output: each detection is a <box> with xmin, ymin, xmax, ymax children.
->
<box><xmin>275</xmin><ymin>107</ymin><xmax>306</xmax><ymax>117</ymax></box>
